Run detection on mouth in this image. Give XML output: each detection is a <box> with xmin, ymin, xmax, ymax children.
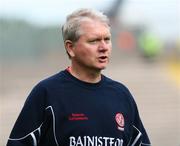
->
<box><xmin>98</xmin><ymin>56</ymin><xmax>108</xmax><ymax>63</ymax></box>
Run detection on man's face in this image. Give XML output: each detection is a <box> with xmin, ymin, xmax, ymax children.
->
<box><xmin>72</xmin><ymin>20</ymin><xmax>112</xmax><ymax>71</ymax></box>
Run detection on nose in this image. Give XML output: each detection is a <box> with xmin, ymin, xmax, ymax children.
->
<box><xmin>98</xmin><ymin>40</ymin><xmax>110</xmax><ymax>52</ymax></box>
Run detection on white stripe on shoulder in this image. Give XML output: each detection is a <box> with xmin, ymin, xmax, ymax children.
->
<box><xmin>45</xmin><ymin>106</ymin><xmax>59</xmax><ymax>146</ymax></box>
<box><xmin>131</xmin><ymin>125</ymin><xmax>142</xmax><ymax>146</ymax></box>
<box><xmin>30</xmin><ymin>133</ymin><xmax>37</xmax><ymax>146</ymax></box>
<box><xmin>38</xmin><ymin>126</ymin><xmax>41</xmax><ymax>140</ymax></box>
<box><xmin>9</xmin><ymin>123</ymin><xmax>43</xmax><ymax>141</ymax></box>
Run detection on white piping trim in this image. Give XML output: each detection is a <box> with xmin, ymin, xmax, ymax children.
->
<box><xmin>38</xmin><ymin>127</ymin><xmax>41</xmax><ymax>137</ymax></box>
<box><xmin>127</xmin><ymin>136</ymin><xmax>132</xmax><ymax>146</ymax></box>
<box><xmin>131</xmin><ymin>125</ymin><xmax>142</xmax><ymax>146</ymax></box>
<box><xmin>9</xmin><ymin>123</ymin><xmax>43</xmax><ymax>141</ymax></box>
<box><xmin>37</xmin><ymin>126</ymin><xmax>41</xmax><ymax>143</ymax></box>
<box><xmin>30</xmin><ymin>133</ymin><xmax>37</xmax><ymax>146</ymax></box>
<box><xmin>45</xmin><ymin>106</ymin><xmax>59</xmax><ymax>146</ymax></box>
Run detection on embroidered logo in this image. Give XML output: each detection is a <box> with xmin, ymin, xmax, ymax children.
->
<box><xmin>69</xmin><ymin>113</ymin><xmax>88</xmax><ymax>121</ymax></box>
<box><xmin>115</xmin><ymin>113</ymin><xmax>125</xmax><ymax>131</ymax></box>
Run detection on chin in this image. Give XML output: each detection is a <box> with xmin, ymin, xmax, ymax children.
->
<box><xmin>96</xmin><ymin>65</ymin><xmax>107</xmax><ymax>70</ymax></box>
<box><xmin>90</xmin><ymin>63</ymin><xmax>108</xmax><ymax>71</ymax></box>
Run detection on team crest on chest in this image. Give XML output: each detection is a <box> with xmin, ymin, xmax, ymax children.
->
<box><xmin>115</xmin><ymin>113</ymin><xmax>125</xmax><ymax>131</ymax></box>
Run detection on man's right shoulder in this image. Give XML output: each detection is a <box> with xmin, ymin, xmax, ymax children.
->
<box><xmin>34</xmin><ymin>70</ymin><xmax>66</xmax><ymax>89</ymax></box>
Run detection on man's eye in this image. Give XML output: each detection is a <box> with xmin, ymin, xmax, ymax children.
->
<box><xmin>89</xmin><ymin>40</ymin><xmax>98</xmax><ymax>44</ymax></box>
<box><xmin>105</xmin><ymin>37</ymin><xmax>111</xmax><ymax>42</ymax></box>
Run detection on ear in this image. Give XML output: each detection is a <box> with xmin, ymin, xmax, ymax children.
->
<box><xmin>65</xmin><ymin>40</ymin><xmax>75</xmax><ymax>58</ymax></box>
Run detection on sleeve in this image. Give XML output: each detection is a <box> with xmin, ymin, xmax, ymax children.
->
<box><xmin>130</xmin><ymin>101</ymin><xmax>151</xmax><ymax>146</ymax></box>
<box><xmin>7</xmin><ymin>83</ymin><xmax>47</xmax><ymax>146</ymax></box>
<box><xmin>123</xmin><ymin>86</ymin><xmax>151</xmax><ymax>146</ymax></box>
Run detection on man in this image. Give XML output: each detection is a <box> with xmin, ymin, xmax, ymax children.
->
<box><xmin>7</xmin><ymin>8</ymin><xmax>151</xmax><ymax>146</ymax></box>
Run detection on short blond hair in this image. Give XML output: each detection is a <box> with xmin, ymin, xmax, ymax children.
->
<box><xmin>62</xmin><ymin>8</ymin><xmax>110</xmax><ymax>43</ymax></box>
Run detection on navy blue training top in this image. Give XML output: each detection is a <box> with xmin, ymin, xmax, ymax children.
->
<box><xmin>7</xmin><ymin>69</ymin><xmax>151</xmax><ymax>146</ymax></box>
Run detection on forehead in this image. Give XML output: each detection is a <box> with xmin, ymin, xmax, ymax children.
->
<box><xmin>79</xmin><ymin>19</ymin><xmax>111</xmax><ymax>37</ymax></box>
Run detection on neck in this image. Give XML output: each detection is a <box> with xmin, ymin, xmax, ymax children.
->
<box><xmin>68</xmin><ymin>65</ymin><xmax>102</xmax><ymax>83</ymax></box>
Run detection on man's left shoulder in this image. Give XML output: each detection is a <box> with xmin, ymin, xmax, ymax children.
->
<box><xmin>103</xmin><ymin>75</ymin><xmax>129</xmax><ymax>91</ymax></box>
